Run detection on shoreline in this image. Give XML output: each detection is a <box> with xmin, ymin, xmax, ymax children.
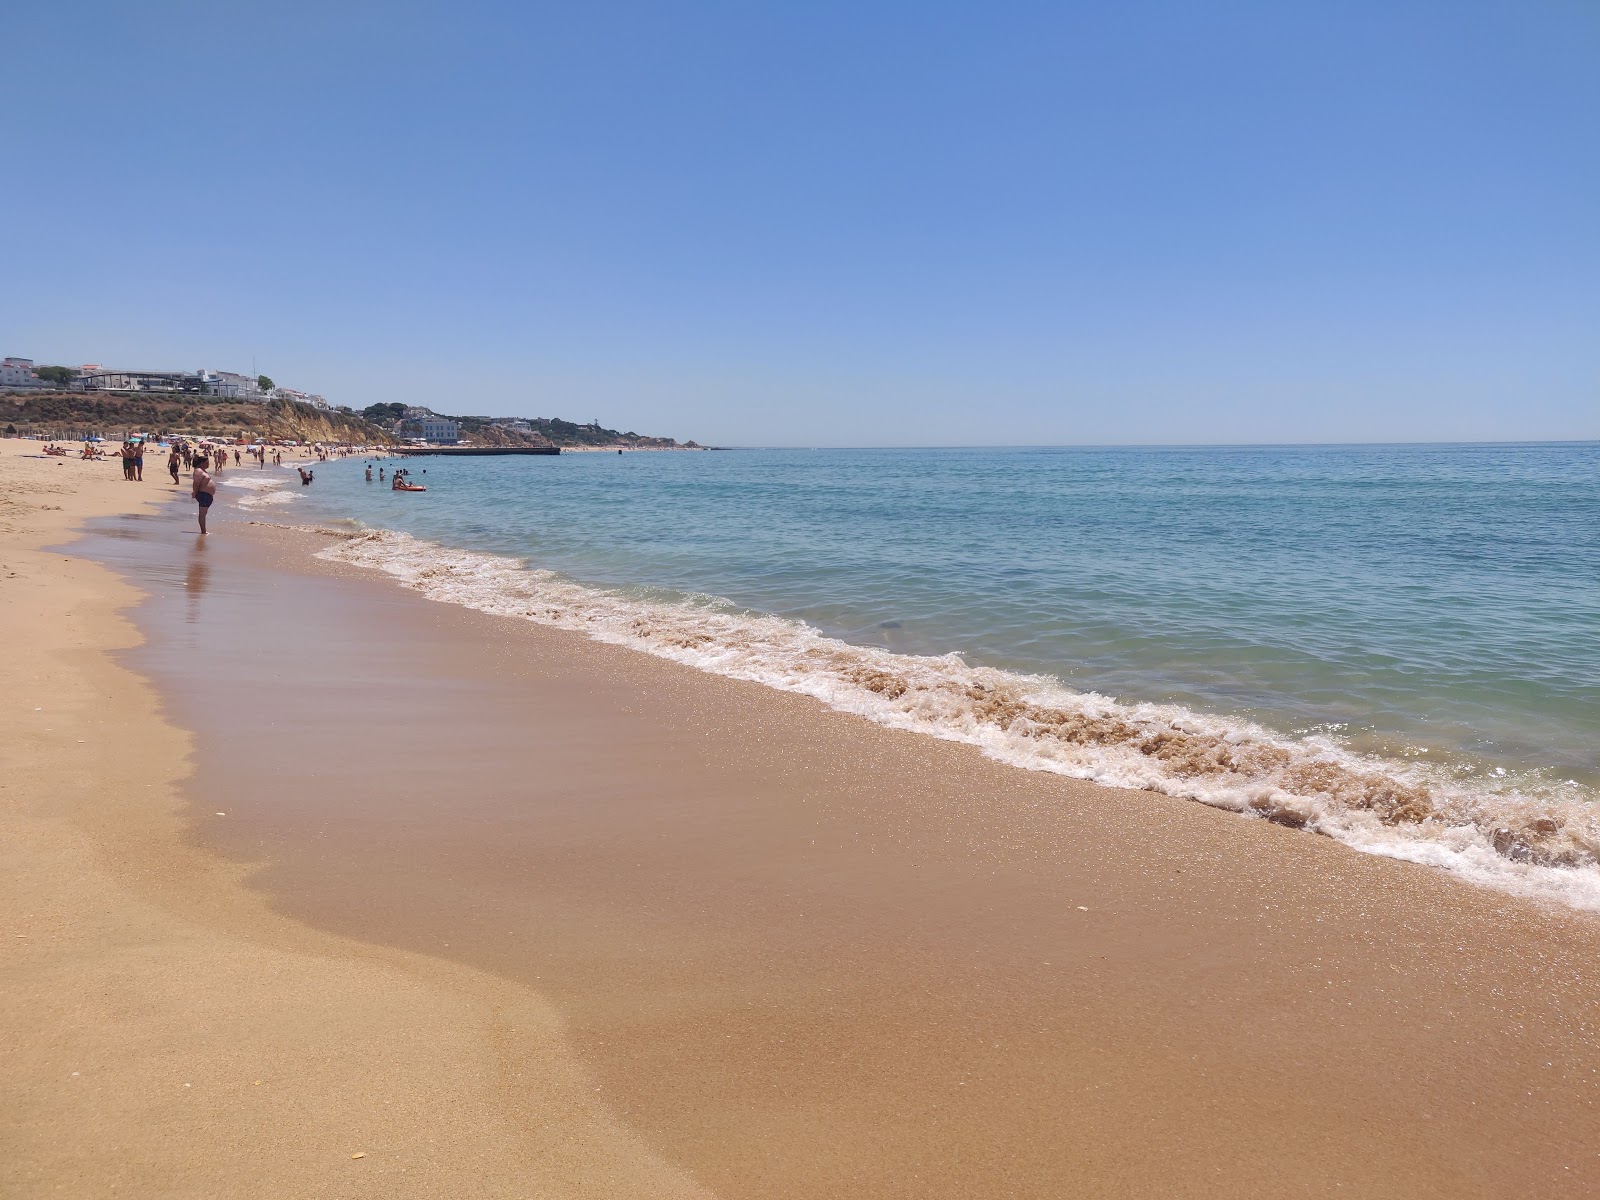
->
<box><xmin>288</xmin><ymin>458</ymin><xmax>1600</xmax><ymax>913</ymax></box>
<box><xmin>0</xmin><ymin>442</ymin><xmax>711</xmax><ymax>1198</ymax></box>
<box><xmin>7</xmin><ymin>438</ymin><xmax>1600</xmax><ymax>1196</ymax></box>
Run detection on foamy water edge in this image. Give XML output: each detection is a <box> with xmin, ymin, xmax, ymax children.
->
<box><xmin>221</xmin><ymin>469</ymin><xmax>302</xmax><ymax>509</ymax></box>
<box><xmin>313</xmin><ymin>527</ymin><xmax>1600</xmax><ymax>913</ymax></box>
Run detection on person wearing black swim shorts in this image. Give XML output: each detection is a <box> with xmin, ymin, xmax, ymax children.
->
<box><xmin>192</xmin><ymin>454</ymin><xmax>217</xmax><ymax>535</ymax></box>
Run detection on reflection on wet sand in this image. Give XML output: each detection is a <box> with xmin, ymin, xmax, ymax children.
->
<box><xmin>184</xmin><ymin>543</ymin><xmax>210</xmax><ymax>619</ymax></box>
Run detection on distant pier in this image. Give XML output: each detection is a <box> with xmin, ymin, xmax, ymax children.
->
<box><xmin>390</xmin><ymin>445</ymin><xmax>561</xmax><ymax>456</ymax></box>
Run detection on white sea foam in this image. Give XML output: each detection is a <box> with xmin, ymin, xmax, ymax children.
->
<box><xmin>316</xmin><ymin>528</ymin><xmax>1600</xmax><ymax>913</ymax></box>
<box><xmin>219</xmin><ymin>474</ymin><xmax>299</xmax><ymax>508</ymax></box>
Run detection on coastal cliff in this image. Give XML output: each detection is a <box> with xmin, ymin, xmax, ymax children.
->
<box><xmin>4</xmin><ymin>391</ymin><xmax>706</xmax><ymax>450</ymax></box>
<box><xmin>4</xmin><ymin>392</ymin><xmax>393</xmax><ymax>444</ymax></box>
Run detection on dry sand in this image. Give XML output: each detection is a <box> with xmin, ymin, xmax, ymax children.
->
<box><xmin>5</xmin><ymin>437</ymin><xmax>1600</xmax><ymax>1198</ymax></box>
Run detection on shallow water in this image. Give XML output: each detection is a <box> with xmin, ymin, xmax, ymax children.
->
<box><xmin>227</xmin><ymin>442</ymin><xmax>1600</xmax><ymax>907</ymax></box>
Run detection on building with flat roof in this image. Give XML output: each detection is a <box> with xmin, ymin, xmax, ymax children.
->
<box><xmin>79</xmin><ymin>369</ymin><xmax>204</xmax><ymax>393</ymax></box>
<box><xmin>1</xmin><ymin>357</ymin><xmax>41</xmax><ymax>388</ymax></box>
<box><xmin>421</xmin><ymin>418</ymin><xmax>459</xmax><ymax>444</ymax></box>
<box><xmin>203</xmin><ymin>370</ymin><xmax>263</xmax><ymax>399</ymax></box>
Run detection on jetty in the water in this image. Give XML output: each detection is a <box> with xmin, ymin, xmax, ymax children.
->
<box><xmin>390</xmin><ymin>445</ymin><xmax>561</xmax><ymax>457</ymax></box>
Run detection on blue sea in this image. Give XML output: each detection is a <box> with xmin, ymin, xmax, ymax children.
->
<box><xmin>224</xmin><ymin>442</ymin><xmax>1600</xmax><ymax>907</ymax></box>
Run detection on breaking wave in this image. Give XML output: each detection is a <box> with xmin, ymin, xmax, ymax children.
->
<box><xmin>317</xmin><ymin>527</ymin><xmax>1600</xmax><ymax>912</ymax></box>
<box><xmin>219</xmin><ymin>473</ymin><xmax>299</xmax><ymax>509</ymax></box>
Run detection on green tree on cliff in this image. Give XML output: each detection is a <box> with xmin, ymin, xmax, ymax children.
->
<box><xmin>34</xmin><ymin>365</ymin><xmax>78</xmax><ymax>387</ymax></box>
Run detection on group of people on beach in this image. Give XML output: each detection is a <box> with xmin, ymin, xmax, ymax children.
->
<box><xmin>39</xmin><ymin>432</ymin><xmax>383</xmax><ymax>534</ymax></box>
<box><xmin>149</xmin><ymin>438</ymin><xmax>223</xmax><ymax>533</ymax></box>
<box><xmin>99</xmin><ymin>435</ymin><xmax>226</xmax><ymax>533</ymax></box>
<box><xmin>94</xmin><ymin>437</ymin><xmax>234</xmax><ymax>486</ymax></box>
<box><xmin>118</xmin><ymin>439</ymin><xmax>146</xmax><ymax>480</ymax></box>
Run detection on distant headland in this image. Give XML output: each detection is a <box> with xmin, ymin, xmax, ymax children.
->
<box><xmin>356</xmin><ymin>403</ymin><xmax>705</xmax><ymax>451</ymax></box>
<box><xmin>0</xmin><ymin>358</ymin><xmax>702</xmax><ymax>449</ymax></box>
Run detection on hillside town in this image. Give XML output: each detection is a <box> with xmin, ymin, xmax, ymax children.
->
<box><xmin>1</xmin><ymin>357</ymin><xmax>330</xmax><ymax>408</ymax></box>
<box><xmin>2</xmin><ymin>356</ymin><xmax>700</xmax><ymax>449</ymax></box>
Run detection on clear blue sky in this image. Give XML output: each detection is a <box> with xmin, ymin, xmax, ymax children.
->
<box><xmin>3</xmin><ymin>1</ymin><xmax>1595</xmax><ymax>445</ymax></box>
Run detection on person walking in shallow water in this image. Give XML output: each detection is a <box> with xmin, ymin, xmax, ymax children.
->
<box><xmin>167</xmin><ymin>445</ymin><xmax>181</xmax><ymax>485</ymax></box>
<box><xmin>192</xmin><ymin>454</ymin><xmax>217</xmax><ymax>535</ymax></box>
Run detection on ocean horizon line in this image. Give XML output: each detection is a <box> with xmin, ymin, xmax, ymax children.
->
<box><xmin>703</xmin><ymin>437</ymin><xmax>1599</xmax><ymax>451</ymax></box>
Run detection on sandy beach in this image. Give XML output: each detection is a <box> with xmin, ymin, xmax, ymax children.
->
<box><xmin>1</xmin><ymin>442</ymin><xmax>710</xmax><ymax>1198</ymax></box>
<box><xmin>5</xmin><ymin>436</ymin><xmax>1600</xmax><ymax>1198</ymax></box>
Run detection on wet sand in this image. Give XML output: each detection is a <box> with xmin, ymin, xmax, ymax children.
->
<box><xmin>1</xmin><ymin>444</ymin><xmax>709</xmax><ymax>1199</ymax></box>
<box><xmin>63</xmin><ymin>490</ymin><xmax>1600</xmax><ymax>1197</ymax></box>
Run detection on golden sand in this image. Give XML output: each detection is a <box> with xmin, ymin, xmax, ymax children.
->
<box><xmin>4</xmin><ymin>437</ymin><xmax>1600</xmax><ymax>1198</ymax></box>
<box><xmin>0</xmin><ymin>441</ymin><xmax>709</xmax><ymax>1197</ymax></box>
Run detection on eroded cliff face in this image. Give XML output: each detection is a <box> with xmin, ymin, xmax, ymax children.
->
<box><xmin>4</xmin><ymin>393</ymin><xmax>392</xmax><ymax>444</ymax></box>
<box><xmin>260</xmin><ymin>403</ymin><xmax>390</xmax><ymax>444</ymax></box>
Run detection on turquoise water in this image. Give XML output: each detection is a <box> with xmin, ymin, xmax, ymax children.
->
<box><xmin>278</xmin><ymin>443</ymin><xmax>1598</xmax><ymax>779</ymax></box>
<box><xmin>231</xmin><ymin>442</ymin><xmax>1600</xmax><ymax>905</ymax></box>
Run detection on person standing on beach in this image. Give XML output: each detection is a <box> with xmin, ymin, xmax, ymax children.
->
<box><xmin>167</xmin><ymin>446</ymin><xmax>181</xmax><ymax>485</ymax></box>
<box><xmin>191</xmin><ymin>454</ymin><xmax>217</xmax><ymax>535</ymax></box>
<box><xmin>132</xmin><ymin>440</ymin><xmax>144</xmax><ymax>481</ymax></box>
